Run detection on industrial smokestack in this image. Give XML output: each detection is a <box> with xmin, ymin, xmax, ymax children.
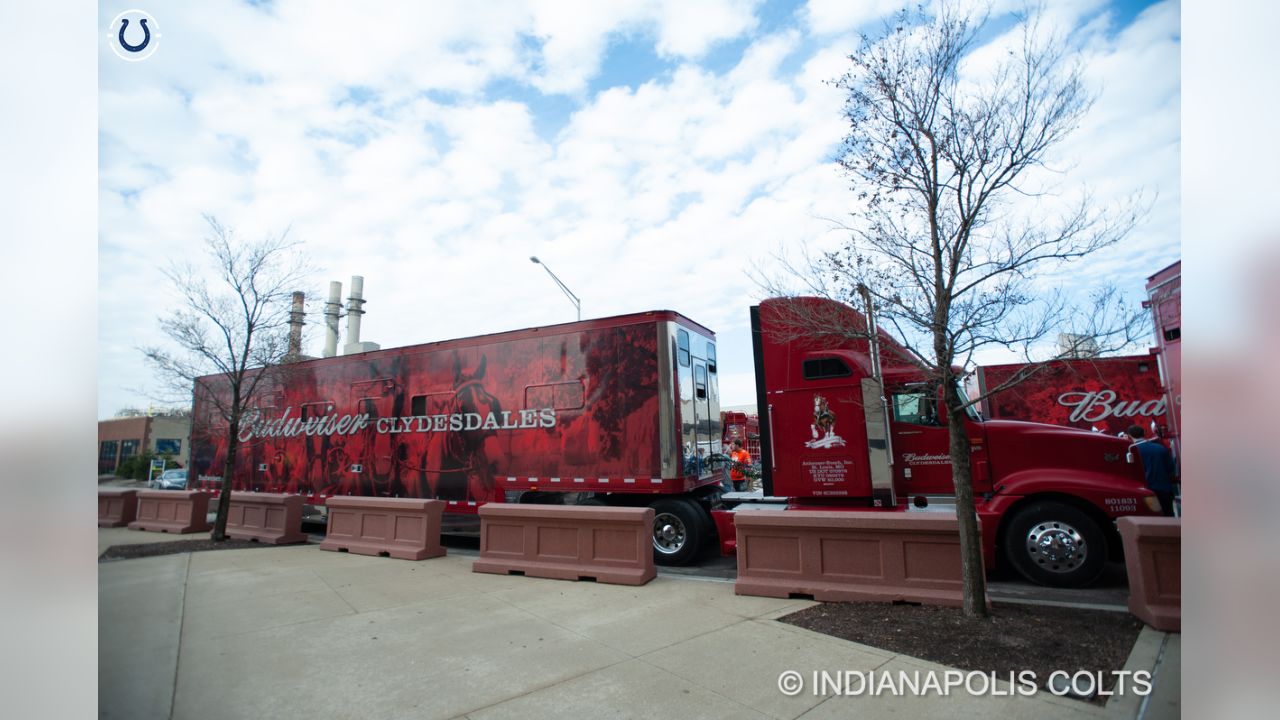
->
<box><xmin>323</xmin><ymin>281</ymin><xmax>342</xmax><ymax>358</ymax></box>
<box><xmin>346</xmin><ymin>276</ymin><xmax>365</xmax><ymax>346</ymax></box>
<box><xmin>342</xmin><ymin>275</ymin><xmax>380</xmax><ymax>355</ymax></box>
<box><xmin>286</xmin><ymin>291</ymin><xmax>305</xmax><ymax>360</ymax></box>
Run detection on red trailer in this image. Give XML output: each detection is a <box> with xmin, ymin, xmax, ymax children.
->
<box><xmin>721</xmin><ymin>411</ymin><xmax>760</xmax><ymax>459</ymax></box>
<box><xmin>191</xmin><ymin>310</ymin><xmax>725</xmax><ymax>564</ymax></box>
<box><xmin>1144</xmin><ymin>261</ymin><xmax>1181</xmax><ymax>459</ymax></box>
<box><xmin>972</xmin><ymin>355</ymin><xmax>1169</xmax><ymax>437</ymax></box>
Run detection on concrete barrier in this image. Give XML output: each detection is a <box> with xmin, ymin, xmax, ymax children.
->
<box><xmin>1118</xmin><ymin>516</ymin><xmax>1181</xmax><ymax>632</ymax></box>
<box><xmin>225</xmin><ymin>493</ymin><xmax>308</xmax><ymax>545</ymax></box>
<box><xmin>473</xmin><ymin>505</ymin><xmax>656</xmax><ymax>586</ymax></box>
<box><xmin>319</xmin><ymin>497</ymin><xmax>446</xmax><ymax>560</ymax></box>
<box><xmin>128</xmin><ymin>490</ymin><xmax>213</xmax><ymax>534</ymax></box>
<box><xmin>734</xmin><ymin>510</ymin><xmax>978</xmax><ymax>607</ymax></box>
<box><xmin>98</xmin><ymin>489</ymin><xmax>138</xmax><ymax>528</ymax></box>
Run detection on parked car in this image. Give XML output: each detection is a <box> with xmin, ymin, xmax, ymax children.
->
<box><xmin>152</xmin><ymin>468</ymin><xmax>189</xmax><ymax>490</ymax></box>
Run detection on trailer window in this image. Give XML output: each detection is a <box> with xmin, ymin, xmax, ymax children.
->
<box><xmin>410</xmin><ymin>395</ymin><xmax>427</xmax><ymax>416</ymax></box>
<box><xmin>525</xmin><ymin>382</ymin><xmax>584</xmax><ymax>410</ymax></box>
<box><xmin>706</xmin><ymin>343</ymin><xmax>716</xmax><ymax>373</ymax></box>
<box><xmin>300</xmin><ymin>402</ymin><xmax>333</xmax><ymax>420</ymax></box>
<box><xmin>694</xmin><ymin>365</ymin><xmax>707</xmax><ymax>399</ymax></box>
<box><xmin>803</xmin><ymin>357</ymin><xmax>851</xmax><ymax>380</ymax></box>
<box><xmin>677</xmin><ymin>329</ymin><xmax>691</xmax><ymax>367</ymax></box>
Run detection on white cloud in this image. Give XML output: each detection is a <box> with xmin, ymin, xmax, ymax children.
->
<box><xmin>803</xmin><ymin>0</ymin><xmax>901</xmax><ymax>36</ymax></box>
<box><xmin>98</xmin><ymin>1</ymin><xmax>1179</xmax><ymax>414</ymax></box>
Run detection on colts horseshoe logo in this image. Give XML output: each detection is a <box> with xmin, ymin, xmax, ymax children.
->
<box><xmin>108</xmin><ymin>10</ymin><xmax>161</xmax><ymax>61</ymax></box>
<box><xmin>118</xmin><ymin>18</ymin><xmax>150</xmax><ymax>53</ymax></box>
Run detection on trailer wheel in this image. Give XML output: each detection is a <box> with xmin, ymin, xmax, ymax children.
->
<box><xmin>1004</xmin><ymin>502</ymin><xmax>1107</xmax><ymax>588</ymax></box>
<box><xmin>650</xmin><ymin>498</ymin><xmax>705</xmax><ymax>566</ymax></box>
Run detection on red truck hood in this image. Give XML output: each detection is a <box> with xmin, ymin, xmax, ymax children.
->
<box><xmin>980</xmin><ymin>419</ymin><xmax>1146</xmax><ymax>490</ymax></box>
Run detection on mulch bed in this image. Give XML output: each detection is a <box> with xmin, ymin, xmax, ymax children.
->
<box><xmin>98</xmin><ymin>538</ymin><xmax>303</xmax><ymax>562</ymax></box>
<box><xmin>779</xmin><ymin>601</ymin><xmax>1143</xmax><ymax>702</ymax></box>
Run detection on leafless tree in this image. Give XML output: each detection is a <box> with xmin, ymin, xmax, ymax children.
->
<box><xmin>766</xmin><ymin>4</ymin><xmax>1146</xmax><ymax>617</ymax></box>
<box><xmin>143</xmin><ymin>216</ymin><xmax>310</xmax><ymax>541</ymax></box>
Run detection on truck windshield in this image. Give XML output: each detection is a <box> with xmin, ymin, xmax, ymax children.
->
<box><xmin>955</xmin><ymin>381</ymin><xmax>981</xmax><ymax>421</ymax></box>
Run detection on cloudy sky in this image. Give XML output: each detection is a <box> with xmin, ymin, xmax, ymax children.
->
<box><xmin>98</xmin><ymin>0</ymin><xmax>1180</xmax><ymax>419</ymax></box>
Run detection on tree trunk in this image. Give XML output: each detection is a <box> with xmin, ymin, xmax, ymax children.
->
<box><xmin>212</xmin><ymin>426</ymin><xmax>237</xmax><ymax>541</ymax></box>
<box><xmin>945</xmin><ymin>381</ymin><xmax>989</xmax><ymax>618</ymax></box>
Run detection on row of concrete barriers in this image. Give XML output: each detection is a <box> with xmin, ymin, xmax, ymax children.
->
<box><xmin>97</xmin><ymin>490</ymin><xmax>1179</xmax><ymax>630</ymax></box>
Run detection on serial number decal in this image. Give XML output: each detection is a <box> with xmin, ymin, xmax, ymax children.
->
<box><xmin>1104</xmin><ymin>497</ymin><xmax>1138</xmax><ymax>513</ymax></box>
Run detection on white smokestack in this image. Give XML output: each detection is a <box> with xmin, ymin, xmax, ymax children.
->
<box><xmin>323</xmin><ymin>281</ymin><xmax>342</xmax><ymax>358</ymax></box>
<box><xmin>346</xmin><ymin>275</ymin><xmax>365</xmax><ymax>346</ymax></box>
<box><xmin>342</xmin><ymin>275</ymin><xmax>380</xmax><ymax>355</ymax></box>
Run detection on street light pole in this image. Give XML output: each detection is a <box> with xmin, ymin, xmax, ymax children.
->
<box><xmin>529</xmin><ymin>256</ymin><xmax>581</xmax><ymax>321</ymax></box>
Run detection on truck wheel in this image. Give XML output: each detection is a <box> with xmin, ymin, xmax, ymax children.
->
<box><xmin>1004</xmin><ymin>502</ymin><xmax>1107</xmax><ymax>588</ymax></box>
<box><xmin>650</xmin><ymin>498</ymin><xmax>705</xmax><ymax>566</ymax></box>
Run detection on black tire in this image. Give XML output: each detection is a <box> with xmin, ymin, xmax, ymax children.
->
<box><xmin>649</xmin><ymin>498</ymin><xmax>706</xmax><ymax>566</ymax></box>
<box><xmin>1003</xmin><ymin>501</ymin><xmax>1108</xmax><ymax>588</ymax></box>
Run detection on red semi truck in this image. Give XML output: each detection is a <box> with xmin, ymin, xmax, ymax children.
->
<box><xmin>191</xmin><ymin>296</ymin><xmax>1161</xmax><ymax>586</ymax></box>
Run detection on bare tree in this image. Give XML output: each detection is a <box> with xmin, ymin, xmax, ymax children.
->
<box><xmin>768</xmin><ymin>4</ymin><xmax>1145</xmax><ymax>617</ymax></box>
<box><xmin>143</xmin><ymin>216</ymin><xmax>310</xmax><ymax>541</ymax></box>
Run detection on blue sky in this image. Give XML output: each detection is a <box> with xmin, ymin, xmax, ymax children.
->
<box><xmin>98</xmin><ymin>0</ymin><xmax>1180</xmax><ymax>417</ymax></box>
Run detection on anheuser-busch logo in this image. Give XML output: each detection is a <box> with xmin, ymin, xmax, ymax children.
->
<box><xmin>1056</xmin><ymin>390</ymin><xmax>1166</xmax><ymax>424</ymax></box>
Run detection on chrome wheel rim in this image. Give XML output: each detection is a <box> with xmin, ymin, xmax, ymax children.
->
<box><xmin>652</xmin><ymin>512</ymin><xmax>687</xmax><ymax>555</ymax></box>
<box><xmin>1025</xmin><ymin>520</ymin><xmax>1087</xmax><ymax>573</ymax></box>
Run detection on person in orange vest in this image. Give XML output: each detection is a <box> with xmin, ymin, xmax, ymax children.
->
<box><xmin>729</xmin><ymin>440</ymin><xmax>751</xmax><ymax>492</ymax></box>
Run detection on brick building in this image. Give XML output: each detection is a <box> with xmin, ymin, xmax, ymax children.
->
<box><xmin>97</xmin><ymin>414</ymin><xmax>191</xmax><ymax>476</ymax></box>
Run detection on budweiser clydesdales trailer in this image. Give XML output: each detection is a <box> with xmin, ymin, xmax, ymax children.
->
<box><xmin>191</xmin><ymin>310</ymin><xmax>725</xmax><ymax>564</ymax></box>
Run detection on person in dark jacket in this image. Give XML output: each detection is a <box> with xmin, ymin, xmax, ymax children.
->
<box><xmin>1125</xmin><ymin>425</ymin><xmax>1178</xmax><ymax>516</ymax></box>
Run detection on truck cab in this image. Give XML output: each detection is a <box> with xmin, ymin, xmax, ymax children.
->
<box><xmin>749</xmin><ymin>296</ymin><xmax>1160</xmax><ymax>587</ymax></box>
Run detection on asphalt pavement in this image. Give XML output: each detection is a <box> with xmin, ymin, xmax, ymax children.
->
<box><xmin>98</xmin><ymin>527</ymin><xmax>1178</xmax><ymax>719</ymax></box>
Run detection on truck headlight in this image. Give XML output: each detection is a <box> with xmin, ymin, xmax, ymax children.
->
<box><xmin>1143</xmin><ymin>495</ymin><xmax>1162</xmax><ymax>513</ymax></box>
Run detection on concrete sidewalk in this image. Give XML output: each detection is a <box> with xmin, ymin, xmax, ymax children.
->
<box><xmin>98</xmin><ymin>529</ymin><xmax>1178</xmax><ymax>719</ymax></box>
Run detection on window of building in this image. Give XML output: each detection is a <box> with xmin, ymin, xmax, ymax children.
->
<box><xmin>120</xmin><ymin>439</ymin><xmax>139</xmax><ymax>458</ymax></box>
<box><xmin>155</xmin><ymin>439</ymin><xmax>181</xmax><ymax>455</ymax></box>
<box><xmin>99</xmin><ymin>440</ymin><xmax>119</xmax><ymax>461</ymax></box>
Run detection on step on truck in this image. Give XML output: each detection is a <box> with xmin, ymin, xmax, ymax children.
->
<box><xmin>190</xmin><ymin>297</ymin><xmax>1163</xmax><ymax>585</ymax></box>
